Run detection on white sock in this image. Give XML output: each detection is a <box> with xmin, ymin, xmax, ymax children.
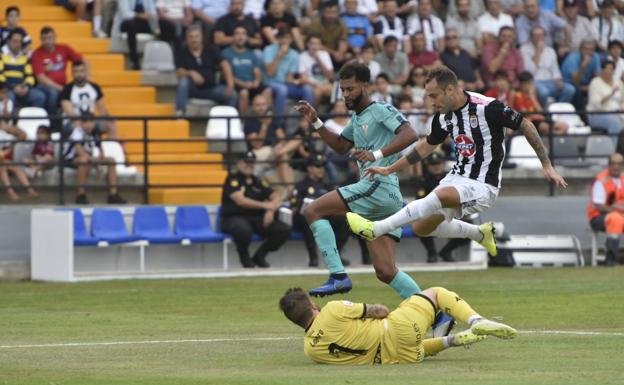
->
<box><xmin>442</xmin><ymin>336</ymin><xmax>452</xmax><ymax>348</ymax></box>
<box><xmin>93</xmin><ymin>15</ymin><xmax>102</xmax><ymax>31</ymax></box>
<box><xmin>429</xmin><ymin>220</ymin><xmax>483</xmax><ymax>242</ymax></box>
<box><xmin>373</xmin><ymin>193</ymin><xmax>442</xmax><ymax>235</ymax></box>
<box><xmin>467</xmin><ymin>315</ymin><xmax>482</xmax><ymax>326</ymax></box>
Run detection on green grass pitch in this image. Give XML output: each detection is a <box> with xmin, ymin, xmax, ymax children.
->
<box><xmin>1</xmin><ymin>267</ymin><xmax>622</xmax><ymax>385</ymax></box>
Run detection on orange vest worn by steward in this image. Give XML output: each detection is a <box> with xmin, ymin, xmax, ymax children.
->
<box><xmin>587</xmin><ymin>169</ymin><xmax>624</xmax><ymax>220</ymax></box>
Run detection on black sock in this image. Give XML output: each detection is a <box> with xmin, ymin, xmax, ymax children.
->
<box><xmin>330</xmin><ymin>272</ymin><xmax>347</xmax><ymax>280</ymax></box>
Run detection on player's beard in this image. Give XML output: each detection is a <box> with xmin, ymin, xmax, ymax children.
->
<box><xmin>345</xmin><ymin>92</ymin><xmax>363</xmax><ymax>110</ymax></box>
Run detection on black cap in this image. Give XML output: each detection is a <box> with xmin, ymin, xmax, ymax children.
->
<box><xmin>427</xmin><ymin>152</ymin><xmax>444</xmax><ymax>164</ymax></box>
<box><xmin>562</xmin><ymin>0</ymin><xmax>576</xmax><ymax>7</ymax></box>
<box><xmin>241</xmin><ymin>151</ymin><xmax>256</xmax><ymax>163</ymax></box>
<box><xmin>307</xmin><ymin>153</ymin><xmax>327</xmax><ymax>167</ymax></box>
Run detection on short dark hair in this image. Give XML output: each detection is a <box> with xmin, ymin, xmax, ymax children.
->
<box><xmin>5</xmin><ymin>6</ymin><xmax>19</xmax><ymax>17</ymax></box>
<box><xmin>493</xmin><ymin>69</ymin><xmax>508</xmax><ymax>80</ymax></box>
<box><xmin>279</xmin><ymin>288</ymin><xmax>313</xmax><ymax>329</ymax></box>
<box><xmin>0</xmin><ymin>82</ymin><xmax>7</xmax><ymax>90</ymax></box>
<box><xmin>6</xmin><ymin>30</ymin><xmax>22</xmax><ymax>42</ymax></box>
<box><xmin>361</xmin><ymin>42</ymin><xmax>375</xmax><ymax>52</ymax></box>
<box><xmin>602</xmin><ymin>59</ymin><xmax>615</xmax><ymax>69</ymax></box>
<box><xmin>376</xmin><ymin>72</ymin><xmax>390</xmax><ymax>82</ymax></box>
<box><xmin>383</xmin><ymin>35</ymin><xmax>399</xmax><ymax>46</ymax></box>
<box><xmin>306</xmin><ymin>34</ymin><xmax>322</xmax><ymax>45</ymax></box>
<box><xmin>40</xmin><ymin>26</ymin><xmax>55</xmax><ymax>36</ymax></box>
<box><xmin>517</xmin><ymin>71</ymin><xmax>534</xmax><ymax>83</ymax></box>
<box><xmin>338</xmin><ymin>60</ymin><xmax>371</xmax><ymax>83</ymax></box>
<box><xmin>499</xmin><ymin>26</ymin><xmax>515</xmax><ymax>36</ymax></box>
<box><xmin>320</xmin><ymin>0</ymin><xmax>339</xmax><ymax>10</ymax></box>
<box><xmin>37</xmin><ymin>125</ymin><xmax>51</xmax><ymax>135</ymax></box>
<box><xmin>608</xmin><ymin>40</ymin><xmax>623</xmax><ymax>51</ymax></box>
<box><xmin>73</xmin><ymin>60</ymin><xmax>86</xmax><ymax>69</ymax></box>
<box><xmin>425</xmin><ymin>66</ymin><xmax>459</xmax><ymax>88</ymax></box>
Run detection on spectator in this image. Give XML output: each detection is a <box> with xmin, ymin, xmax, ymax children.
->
<box><xmin>322</xmin><ymin>100</ymin><xmax>355</xmax><ymax>186</ymax></box>
<box><xmin>31</xmin><ymin>26</ymin><xmax>83</xmax><ymax>116</ymax></box>
<box><xmin>341</xmin><ymin>0</ymin><xmax>374</xmax><ymax>53</ymax></box>
<box><xmin>191</xmin><ymin>0</ymin><xmax>230</xmax><ymax>43</ymax></box>
<box><xmin>244</xmin><ymin>94</ymin><xmax>297</xmax><ymax>193</ymax></box>
<box><xmin>290</xmin><ymin>116</ymin><xmax>326</xmax><ymax>173</ymax></box>
<box><xmin>520</xmin><ymin>26</ymin><xmax>575</xmax><ymax>106</ymax></box>
<box><xmin>484</xmin><ymin>69</ymin><xmax>515</xmax><ymax>105</ymax></box>
<box><xmin>60</xmin><ymin>61</ymin><xmax>118</xmax><ymax>138</ymax></box>
<box><xmin>118</xmin><ymin>0</ymin><xmax>176</xmax><ymax>69</ymax></box>
<box><xmin>213</xmin><ymin>0</ymin><xmax>262</xmax><ymax>49</ymax></box>
<box><xmin>24</xmin><ymin>125</ymin><xmax>55</xmax><ymax>179</ymax></box>
<box><xmin>305</xmin><ymin>0</ymin><xmax>349</xmax><ymax>67</ymax></box>
<box><xmin>607</xmin><ymin>40</ymin><xmax>624</xmax><ymax>82</ymax></box>
<box><xmin>290</xmin><ymin>153</ymin><xmax>351</xmax><ymax>267</ymax></box>
<box><xmin>0</xmin><ymin>32</ymin><xmax>46</xmax><ymax>109</ymax></box>
<box><xmin>101</xmin><ymin>0</ymin><xmax>118</xmax><ymax>36</ymax></box>
<box><xmin>261</xmin><ymin>0</ymin><xmax>304</xmax><ymax>52</ymax></box>
<box><xmin>299</xmin><ymin>35</ymin><xmax>335</xmax><ymax>106</ymax></box>
<box><xmin>586</xmin><ymin>60</ymin><xmax>624</xmax><ymax>136</ymax></box>
<box><xmin>501</xmin><ymin>0</ymin><xmax>525</xmax><ymax>15</ymax></box>
<box><xmin>559</xmin><ymin>0</ymin><xmax>599</xmax><ymax>59</ymax></box>
<box><xmin>515</xmin><ymin>0</ymin><xmax>567</xmax><ymax>47</ymax></box>
<box><xmin>286</xmin><ymin>0</ymin><xmax>314</xmax><ymax>24</ymax></box>
<box><xmin>406</xmin><ymin>0</ymin><xmax>445</xmax><ymax>52</ymax></box>
<box><xmin>0</xmin><ymin>83</ymin><xmax>37</xmax><ymax>201</ymax></box>
<box><xmin>478</xmin><ymin>0</ymin><xmax>514</xmax><ymax>44</ymax></box>
<box><xmin>0</xmin><ymin>6</ymin><xmax>31</xmax><ymax>50</ymax></box>
<box><xmin>445</xmin><ymin>0</ymin><xmax>482</xmax><ymax>58</ymax></box>
<box><xmin>220</xmin><ymin>151</ymin><xmax>291</xmax><ymax>268</ymax></box>
<box><xmin>62</xmin><ymin>113</ymin><xmax>127</xmax><ymax>204</ymax></box>
<box><xmin>222</xmin><ymin>26</ymin><xmax>269</xmax><ymax>115</ymax></box>
<box><xmin>588</xmin><ymin>152</ymin><xmax>624</xmax><ymax>266</ymax></box>
<box><xmin>175</xmin><ymin>25</ymin><xmax>237</xmax><ymax>115</ymax></box>
<box><xmin>55</xmin><ymin>0</ymin><xmax>106</xmax><ymax>37</ymax></box>
<box><xmin>339</xmin><ymin>0</ymin><xmax>378</xmax><ymax>19</ymax></box>
<box><xmin>370</xmin><ymin>73</ymin><xmax>393</xmax><ymax>103</ymax></box>
<box><xmin>440</xmin><ymin>28</ymin><xmax>484</xmax><ymax>92</ymax></box>
<box><xmin>156</xmin><ymin>0</ymin><xmax>193</xmax><ymax>50</ymax></box>
<box><xmin>561</xmin><ymin>39</ymin><xmax>601</xmax><ymax>109</ymax></box>
<box><xmin>481</xmin><ymin>26</ymin><xmax>524</xmax><ymax>87</ymax></box>
<box><xmin>592</xmin><ymin>0</ymin><xmax>624</xmax><ymax>51</ymax></box>
<box><xmin>513</xmin><ymin>71</ymin><xmax>556</xmax><ymax>135</ymax></box>
<box><xmin>408</xmin><ymin>31</ymin><xmax>441</xmax><ymax>70</ymax></box>
<box><xmin>446</xmin><ymin>0</ymin><xmax>485</xmax><ymax>20</ymax></box>
<box><xmin>373</xmin><ymin>0</ymin><xmax>408</xmax><ymax>51</ymax></box>
<box><xmin>403</xmin><ymin>66</ymin><xmax>427</xmax><ymax>108</ymax></box>
<box><xmin>374</xmin><ymin>35</ymin><xmax>409</xmax><ymax>95</ymax></box>
<box><xmin>263</xmin><ymin>28</ymin><xmax>314</xmax><ymax>124</ymax></box>
<box><xmin>358</xmin><ymin>43</ymin><xmax>380</xmax><ymax>80</ymax></box>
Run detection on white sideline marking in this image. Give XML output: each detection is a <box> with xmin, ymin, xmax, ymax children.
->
<box><xmin>1</xmin><ymin>330</ymin><xmax>623</xmax><ymax>349</ymax></box>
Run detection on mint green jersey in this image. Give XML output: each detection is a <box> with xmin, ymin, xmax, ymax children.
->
<box><xmin>340</xmin><ymin>101</ymin><xmax>409</xmax><ymax>185</ymax></box>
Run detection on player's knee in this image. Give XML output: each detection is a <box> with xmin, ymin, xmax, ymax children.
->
<box><xmin>412</xmin><ymin>223</ymin><xmax>433</xmax><ymax>237</ymax></box>
<box><xmin>375</xmin><ymin>267</ymin><xmax>396</xmax><ymax>284</ymax></box>
<box><xmin>303</xmin><ymin>205</ymin><xmax>318</xmax><ymax>223</ymax></box>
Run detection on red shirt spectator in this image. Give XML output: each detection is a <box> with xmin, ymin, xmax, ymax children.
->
<box><xmin>408</xmin><ymin>50</ymin><xmax>440</xmax><ymax>68</ymax></box>
<box><xmin>33</xmin><ymin>141</ymin><xmax>54</xmax><ymax>157</ymax></box>
<box><xmin>31</xmin><ymin>43</ymin><xmax>82</xmax><ymax>86</ymax></box>
<box><xmin>480</xmin><ymin>27</ymin><xmax>524</xmax><ymax>86</ymax></box>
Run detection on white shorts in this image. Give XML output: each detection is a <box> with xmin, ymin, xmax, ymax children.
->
<box><xmin>434</xmin><ymin>173</ymin><xmax>499</xmax><ymax>221</ymax></box>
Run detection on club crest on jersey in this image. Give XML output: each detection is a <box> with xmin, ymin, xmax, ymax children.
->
<box><xmin>469</xmin><ymin>115</ymin><xmax>478</xmax><ymax>128</ymax></box>
<box><xmin>455</xmin><ymin>134</ymin><xmax>476</xmax><ymax>157</ymax></box>
<box><xmin>361</xmin><ymin>123</ymin><xmax>369</xmax><ymax>135</ymax></box>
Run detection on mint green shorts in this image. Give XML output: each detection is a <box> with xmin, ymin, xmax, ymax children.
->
<box><xmin>338</xmin><ymin>179</ymin><xmax>403</xmax><ymax>241</ymax></box>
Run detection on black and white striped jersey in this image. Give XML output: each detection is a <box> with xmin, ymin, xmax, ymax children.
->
<box><xmin>426</xmin><ymin>91</ymin><xmax>523</xmax><ymax>188</ymax></box>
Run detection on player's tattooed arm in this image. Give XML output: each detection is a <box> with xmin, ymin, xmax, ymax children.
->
<box><xmin>519</xmin><ymin>118</ymin><xmax>550</xmax><ymax>166</ymax></box>
<box><xmin>364</xmin><ymin>304</ymin><xmax>389</xmax><ymax>319</ymax></box>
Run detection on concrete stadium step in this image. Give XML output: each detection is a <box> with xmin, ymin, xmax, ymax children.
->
<box><xmin>102</xmin><ymin>87</ymin><xmax>156</xmax><ymax>104</ymax></box>
<box><xmin>124</xmin><ymin>140</ymin><xmax>206</xmax><ymax>154</ymax></box>
<box><xmin>108</xmin><ymin>103</ymin><xmax>173</xmax><ymax>116</ymax></box>
<box><xmin>24</xmin><ymin>22</ymin><xmax>91</xmax><ymax>40</ymax></box>
<box><xmin>148</xmin><ymin>170</ymin><xmax>228</xmax><ymax>185</ymax></box>
<box><xmin>149</xmin><ymin>187</ymin><xmax>223</xmax><ymax>205</ymax></box>
<box><xmin>117</xmin><ymin>119</ymin><xmax>189</xmax><ymax>138</ymax></box>
<box><xmin>89</xmin><ymin>71</ymin><xmax>141</xmax><ymax>86</ymax></box>
<box><xmin>127</xmin><ymin>153</ymin><xmax>223</xmax><ymax>169</ymax></box>
<box><xmin>57</xmin><ymin>38</ymin><xmax>110</xmax><ymax>53</ymax></box>
<box><xmin>0</xmin><ymin>6</ymin><xmax>74</xmax><ymax>21</ymax></box>
<box><xmin>0</xmin><ymin>0</ymin><xmax>53</xmax><ymax>7</ymax></box>
<box><xmin>82</xmin><ymin>54</ymin><xmax>125</xmax><ymax>71</ymax></box>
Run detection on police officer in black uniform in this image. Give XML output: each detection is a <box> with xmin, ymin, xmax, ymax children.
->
<box><xmin>220</xmin><ymin>151</ymin><xmax>291</xmax><ymax>268</ymax></box>
<box><xmin>415</xmin><ymin>152</ymin><xmax>471</xmax><ymax>263</ymax></box>
<box><xmin>290</xmin><ymin>153</ymin><xmax>351</xmax><ymax>267</ymax></box>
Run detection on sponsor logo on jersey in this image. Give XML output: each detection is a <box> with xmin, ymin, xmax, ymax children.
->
<box><xmin>455</xmin><ymin>134</ymin><xmax>476</xmax><ymax>157</ymax></box>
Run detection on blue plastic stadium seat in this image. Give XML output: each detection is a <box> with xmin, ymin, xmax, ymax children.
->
<box><xmin>216</xmin><ymin>206</ymin><xmax>263</xmax><ymax>241</ymax></box>
<box><xmin>133</xmin><ymin>206</ymin><xmax>184</xmax><ymax>244</ymax></box>
<box><xmin>174</xmin><ymin>206</ymin><xmax>224</xmax><ymax>243</ymax></box>
<box><xmin>92</xmin><ymin>208</ymin><xmax>142</xmax><ymax>244</ymax></box>
<box><xmin>57</xmin><ymin>208</ymin><xmax>100</xmax><ymax>246</ymax></box>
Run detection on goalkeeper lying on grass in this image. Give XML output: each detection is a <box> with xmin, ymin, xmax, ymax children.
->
<box><xmin>279</xmin><ymin>286</ymin><xmax>516</xmax><ymax>365</ymax></box>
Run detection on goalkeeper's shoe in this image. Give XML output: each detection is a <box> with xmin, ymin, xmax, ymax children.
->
<box><xmin>432</xmin><ymin>311</ymin><xmax>456</xmax><ymax>337</ymax></box>
<box><xmin>471</xmin><ymin>319</ymin><xmax>517</xmax><ymax>339</ymax></box>
<box><xmin>308</xmin><ymin>275</ymin><xmax>352</xmax><ymax>297</ymax></box>
<box><xmin>478</xmin><ymin>222</ymin><xmax>498</xmax><ymax>256</ymax></box>
<box><xmin>452</xmin><ymin>330</ymin><xmax>487</xmax><ymax>347</ymax></box>
<box><xmin>346</xmin><ymin>212</ymin><xmax>376</xmax><ymax>241</ymax></box>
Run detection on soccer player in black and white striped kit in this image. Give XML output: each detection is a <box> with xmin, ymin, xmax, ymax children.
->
<box><xmin>347</xmin><ymin>66</ymin><xmax>568</xmax><ymax>254</ymax></box>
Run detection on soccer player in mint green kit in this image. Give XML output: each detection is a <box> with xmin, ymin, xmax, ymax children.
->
<box><xmin>294</xmin><ymin>61</ymin><xmax>422</xmax><ymax>299</ymax></box>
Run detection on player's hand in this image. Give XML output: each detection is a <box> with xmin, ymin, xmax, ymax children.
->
<box><xmin>262</xmin><ymin>209</ymin><xmax>275</xmax><ymax>227</ymax></box>
<box><xmin>364</xmin><ymin>166</ymin><xmax>391</xmax><ymax>180</ymax></box>
<box><xmin>543</xmin><ymin>164</ymin><xmax>568</xmax><ymax>188</ymax></box>
<box><xmin>351</xmin><ymin>149</ymin><xmax>375</xmax><ymax>163</ymax></box>
<box><xmin>293</xmin><ymin>101</ymin><xmax>318</xmax><ymax>124</ymax></box>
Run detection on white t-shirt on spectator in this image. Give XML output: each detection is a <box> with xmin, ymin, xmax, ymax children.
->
<box><xmin>477</xmin><ymin>12</ymin><xmax>514</xmax><ymax>36</ymax></box>
<box><xmin>406</xmin><ymin>15</ymin><xmax>445</xmax><ymax>51</ymax></box>
<box><xmin>339</xmin><ymin>0</ymin><xmax>378</xmax><ymax>15</ymax></box>
<box><xmin>0</xmin><ymin>98</ymin><xmax>13</xmax><ymax>117</ymax></box>
<box><xmin>299</xmin><ymin>50</ymin><xmax>333</xmax><ymax>85</ymax></box>
<box><xmin>156</xmin><ymin>0</ymin><xmax>190</xmax><ymax>19</ymax></box>
<box><xmin>592</xmin><ymin>178</ymin><xmax>621</xmax><ymax>205</ymax></box>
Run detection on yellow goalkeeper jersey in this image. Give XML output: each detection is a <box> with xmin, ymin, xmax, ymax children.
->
<box><xmin>303</xmin><ymin>300</ymin><xmax>384</xmax><ymax>365</ymax></box>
